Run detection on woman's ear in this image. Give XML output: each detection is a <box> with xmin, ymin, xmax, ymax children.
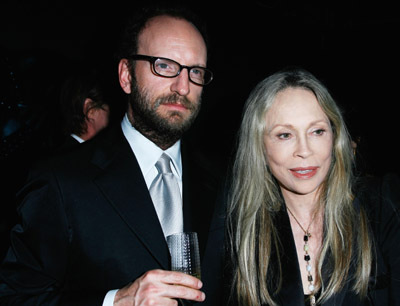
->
<box><xmin>118</xmin><ymin>59</ymin><xmax>132</xmax><ymax>94</ymax></box>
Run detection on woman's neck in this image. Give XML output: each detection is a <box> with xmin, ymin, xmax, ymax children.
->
<box><xmin>282</xmin><ymin>190</ymin><xmax>320</xmax><ymax>220</ymax></box>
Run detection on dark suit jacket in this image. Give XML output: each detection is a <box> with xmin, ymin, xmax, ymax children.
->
<box><xmin>226</xmin><ymin>173</ymin><xmax>400</xmax><ymax>306</ymax></box>
<box><xmin>0</xmin><ymin>124</ymin><xmax>225</xmax><ymax>305</ymax></box>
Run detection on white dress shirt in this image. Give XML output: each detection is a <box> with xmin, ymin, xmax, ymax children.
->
<box><xmin>103</xmin><ymin>114</ymin><xmax>183</xmax><ymax>305</ymax></box>
<box><xmin>70</xmin><ymin>133</ymin><xmax>85</xmax><ymax>143</ymax></box>
<box><xmin>121</xmin><ymin>114</ymin><xmax>182</xmax><ymax>195</ymax></box>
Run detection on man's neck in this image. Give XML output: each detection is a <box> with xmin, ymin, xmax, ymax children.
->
<box><xmin>127</xmin><ymin>111</ymin><xmax>180</xmax><ymax>150</ymax></box>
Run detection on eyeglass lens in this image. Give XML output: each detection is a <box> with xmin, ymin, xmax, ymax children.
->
<box><xmin>154</xmin><ymin>58</ymin><xmax>210</xmax><ymax>85</ymax></box>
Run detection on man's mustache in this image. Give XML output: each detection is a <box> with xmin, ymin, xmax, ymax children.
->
<box><xmin>155</xmin><ymin>94</ymin><xmax>194</xmax><ymax>110</ymax></box>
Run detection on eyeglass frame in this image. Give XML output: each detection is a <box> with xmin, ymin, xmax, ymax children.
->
<box><xmin>127</xmin><ymin>54</ymin><xmax>213</xmax><ymax>86</ymax></box>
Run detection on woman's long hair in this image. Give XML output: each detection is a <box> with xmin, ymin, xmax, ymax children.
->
<box><xmin>227</xmin><ymin>68</ymin><xmax>372</xmax><ymax>305</ymax></box>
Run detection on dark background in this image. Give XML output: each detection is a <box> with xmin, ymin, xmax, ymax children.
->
<box><xmin>2</xmin><ymin>0</ymin><xmax>399</xmax><ymax>176</ymax></box>
<box><xmin>0</xmin><ymin>0</ymin><xmax>399</xmax><ymax>261</ymax></box>
<box><xmin>1</xmin><ymin>0</ymin><xmax>399</xmax><ymax>180</ymax></box>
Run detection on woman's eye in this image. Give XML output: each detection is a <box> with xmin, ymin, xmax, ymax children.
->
<box><xmin>278</xmin><ymin>133</ymin><xmax>291</xmax><ymax>139</ymax></box>
<box><xmin>313</xmin><ymin>129</ymin><xmax>326</xmax><ymax>136</ymax></box>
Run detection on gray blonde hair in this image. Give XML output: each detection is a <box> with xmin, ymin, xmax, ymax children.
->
<box><xmin>227</xmin><ymin>68</ymin><xmax>372</xmax><ymax>305</ymax></box>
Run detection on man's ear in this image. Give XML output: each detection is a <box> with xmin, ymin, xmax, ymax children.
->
<box><xmin>118</xmin><ymin>59</ymin><xmax>132</xmax><ymax>94</ymax></box>
<box><xmin>83</xmin><ymin>98</ymin><xmax>95</xmax><ymax>120</ymax></box>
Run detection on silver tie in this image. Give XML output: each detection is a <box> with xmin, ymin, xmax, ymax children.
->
<box><xmin>149</xmin><ymin>153</ymin><xmax>183</xmax><ymax>237</ymax></box>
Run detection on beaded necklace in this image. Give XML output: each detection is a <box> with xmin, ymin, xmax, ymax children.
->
<box><xmin>286</xmin><ymin>206</ymin><xmax>318</xmax><ymax>306</ymax></box>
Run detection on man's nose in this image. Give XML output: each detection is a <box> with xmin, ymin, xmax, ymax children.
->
<box><xmin>170</xmin><ymin>68</ymin><xmax>190</xmax><ymax>96</ymax></box>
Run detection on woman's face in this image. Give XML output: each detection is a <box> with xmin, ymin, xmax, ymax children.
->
<box><xmin>263</xmin><ymin>87</ymin><xmax>333</xmax><ymax>202</ymax></box>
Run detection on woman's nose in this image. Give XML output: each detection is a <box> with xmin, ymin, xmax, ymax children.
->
<box><xmin>294</xmin><ymin>137</ymin><xmax>313</xmax><ymax>158</ymax></box>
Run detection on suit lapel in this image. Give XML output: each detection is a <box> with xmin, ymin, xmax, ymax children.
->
<box><xmin>91</xmin><ymin>126</ymin><xmax>169</xmax><ymax>269</ymax></box>
<box><xmin>181</xmin><ymin>142</ymin><xmax>219</xmax><ymax>258</ymax></box>
<box><xmin>88</xmin><ymin>129</ymin><xmax>221</xmax><ymax>271</ymax></box>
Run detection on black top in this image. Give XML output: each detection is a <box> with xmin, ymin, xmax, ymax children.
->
<box><xmin>226</xmin><ymin>173</ymin><xmax>400</xmax><ymax>305</ymax></box>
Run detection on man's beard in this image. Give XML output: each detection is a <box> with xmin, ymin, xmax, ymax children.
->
<box><xmin>128</xmin><ymin>81</ymin><xmax>201</xmax><ymax>148</ymax></box>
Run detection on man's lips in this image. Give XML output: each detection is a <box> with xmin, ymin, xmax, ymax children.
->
<box><xmin>160</xmin><ymin>102</ymin><xmax>188</xmax><ymax>111</ymax></box>
<box><xmin>290</xmin><ymin>167</ymin><xmax>318</xmax><ymax>179</ymax></box>
<box><xmin>157</xmin><ymin>95</ymin><xmax>193</xmax><ymax>111</ymax></box>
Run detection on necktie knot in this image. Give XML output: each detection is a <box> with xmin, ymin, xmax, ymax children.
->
<box><xmin>155</xmin><ymin>153</ymin><xmax>172</xmax><ymax>174</ymax></box>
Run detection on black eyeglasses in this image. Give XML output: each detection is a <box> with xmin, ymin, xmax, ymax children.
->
<box><xmin>128</xmin><ymin>54</ymin><xmax>213</xmax><ymax>86</ymax></box>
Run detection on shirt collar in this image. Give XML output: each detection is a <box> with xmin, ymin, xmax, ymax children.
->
<box><xmin>70</xmin><ymin>133</ymin><xmax>85</xmax><ymax>143</ymax></box>
<box><xmin>121</xmin><ymin>113</ymin><xmax>182</xmax><ymax>178</ymax></box>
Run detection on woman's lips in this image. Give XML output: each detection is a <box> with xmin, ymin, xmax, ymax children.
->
<box><xmin>290</xmin><ymin>167</ymin><xmax>318</xmax><ymax>179</ymax></box>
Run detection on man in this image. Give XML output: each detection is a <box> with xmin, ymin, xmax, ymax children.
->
<box><xmin>56</xmin><ymin>69</ymin><xmax>110</xmax><ymax>150</ymax></box>
<box><xmin>0</xmin><ymin>4</ymin><xmax>224</xmax><ymax>305</ymax></box>
<box><xmin>60</xmin><ymin>71</ymin><xmax>110</xmax><ymax>143</ymax></box>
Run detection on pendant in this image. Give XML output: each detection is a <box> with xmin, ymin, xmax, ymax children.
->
<box><xmin>304</xmin><ymin>231</ymin><xmax>315</xmax><ymax>301</ymax></box>
<box><xmin>310</xmin><ymin>294</ymin><xmax>316</xmax><ymax>305</ymax></box>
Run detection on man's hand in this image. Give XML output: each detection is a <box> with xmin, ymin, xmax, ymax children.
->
<box><xmin>114</xmin><ymin>269</ymin><xmax>205</xmax><ymax>305</ymax></box>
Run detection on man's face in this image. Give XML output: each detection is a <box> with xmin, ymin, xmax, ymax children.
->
<box><xmin>129</xmin><ymin>80</ymin><xmax>201</xmax><ymax>142</ymax></box>
<box><xmin>122</xmin><ymin>16</ymin><xmax>207</xmax><ymax>144</ymax></box>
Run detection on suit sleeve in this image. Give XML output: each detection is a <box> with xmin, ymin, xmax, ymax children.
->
<box><xmin>0</xmin><ymin>165</ymin><xmax>105</xmax><ymax>305</ymax></box>
<box><xmin>379</xmin><ymin>173</ymin><xmax>400</xmax><ymax>304</ymax></box>
<box><xmin>366</xmin><ymin>173</ymin><xmax>400</xmax><ymax>304</ymax></box>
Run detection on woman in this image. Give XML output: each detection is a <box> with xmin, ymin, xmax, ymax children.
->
<box><xmin>226</xmin><ymin>68</ymin><xmax>400</xmax><ymax>305</ymax></box>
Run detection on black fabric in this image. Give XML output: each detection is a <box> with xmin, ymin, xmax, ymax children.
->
<box><xmin>0</xmin><ymin>124</ymin><xmax>225</xmax><ymax>305</ymax></box>
<box><xmin>225</xmin><ymin>173</ymin><xmax>400</xmax><ymax>305</ymax></box>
